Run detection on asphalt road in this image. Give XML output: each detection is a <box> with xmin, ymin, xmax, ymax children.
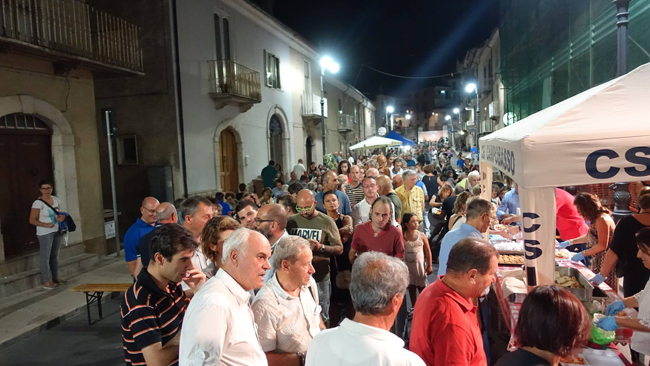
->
<box><xmin>0</xmin><ymin>296</ymin><xmax>124</xmax><ymax>366</ymax></box>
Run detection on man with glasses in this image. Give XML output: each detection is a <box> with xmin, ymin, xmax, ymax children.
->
<box><xmin>254</xmin><ymin>204</ymin><xmax>289</xmax><ymax>283</ymax></box>
<box><xmin>124</xmin><ymin>197</ymin><xmax>159</xmax><ymax>278</ymax></box>
<box><xmin>287</xmin><ymin>189</ymin><xmax>343</xmax><ymax>326</ymax></box>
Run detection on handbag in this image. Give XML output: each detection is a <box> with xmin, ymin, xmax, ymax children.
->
<box><xmin>334</xmin><ymin>256</ymin><xmax>351</xmax><ymax>290</ymax></box>
<box><xmin>39</xmin><ymin>199</ymin><xmax>76</xmax><ymax>233</ymax></box>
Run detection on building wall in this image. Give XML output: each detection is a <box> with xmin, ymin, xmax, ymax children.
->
<box><xmin>90</xmin><ymin>0</ymin><xmax>182</xmax><ymax>236</ymax></box>
<box><xmin>176</xmin><ymin>0</ymin><xmax>295</xmax><ymax>194</ymax></box>
<box><xmin>0</xmin><ymin>54</ymin><xmax>106</xmax><ymax>254</ymax></box>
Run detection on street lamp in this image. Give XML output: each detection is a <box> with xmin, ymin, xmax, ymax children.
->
<box><xmin>465</xmin><ymin>82</ymin><xmax>479</xmax><ymax>148</ymax></box>
<box><xmin>320</xmin><ymin>56</ymin><xmax>339</xmax><ymax>158</ymax></box>
<box><xmin>405</xmin><ymin>113</ymin><xmax>411</xmax><ymax>120</ymax></box>
<box><xmin>444</xmin><ymin>115</ymin><xmax>451</xmax><ymax>121</ymax></box>
<box><xmin>386</xmin><ymin>105</ymin><xmax>394</xmax><ymax>131</ymax></box>
<box><xmin>453</xmin><ymin>107</ymin><xmax>460</xmax><ymax>114</ymax></box>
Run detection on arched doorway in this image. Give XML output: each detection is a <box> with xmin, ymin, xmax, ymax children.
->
<box><xmin>306</xmin><ymin>136</ymin><xmax>313</xmax><ymax>166</ymax></box>
<box><xmin>0</xmin><ymin>114</ymin><xmax>53</xmax><ymax>257</ymax></box>
<box><xmin>269</xmin><ymin>115</ymin><xmax>283</xmax><ymax>167</ymax></box>
<box><xmin>219</xmin><ymin>128</ymin><xmax>239</xmax><ymax>193</ymax></box>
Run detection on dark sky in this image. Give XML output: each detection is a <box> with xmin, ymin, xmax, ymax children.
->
<box><xmin>254</xmin><ymin>0</ymin><xmax>499</xmax><ymax>97</ymax></box>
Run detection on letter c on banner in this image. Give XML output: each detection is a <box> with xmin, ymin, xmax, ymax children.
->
<box><xmin>522</xmin><ymin>212</ymin><xmax>540</xmax><ymax>233</ymax></box>
<box><xmin>585</xmin><ymin>149</ymin><xmax>620</xmax><ymax>179</ymax></box>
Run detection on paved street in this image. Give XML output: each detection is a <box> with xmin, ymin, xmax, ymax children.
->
<box><xmin>0</xmin><ymin>296</ymin><xmax>123</xmax><ymax>366</ymax></box>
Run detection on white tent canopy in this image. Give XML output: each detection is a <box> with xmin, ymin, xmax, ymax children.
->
<box><xmin>350</xmin><ymin>136</ymin><xmax>402</xmax><ymax>150</ymax></box>
<box><xmin>479</xmin><ymin>62</ymin><xmax>650</xmax><ymax>287</ymax></box>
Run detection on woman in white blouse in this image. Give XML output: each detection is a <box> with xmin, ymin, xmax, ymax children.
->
<box><xmin>28</xmin><ymin>179</ymin><xmax>67</xmax><ymax>290</ymax></box>
<box><xmin>597</xmin><ymin>227</ymin><xmax>650</xmax><ymax>357</ymax></box>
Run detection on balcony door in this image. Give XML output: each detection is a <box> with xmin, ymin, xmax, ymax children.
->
<box><xmin>219</xmin><ymin>128</ymin><xmax>239</xmax><ymax>193</ymax></box>
<box><xmin>306</xmin><ymin>136</ymin><xmax>313</xmax><ymax>167</ymax></box>
<box><xmin>269</xmin><ymin>115</ymin><xmax>283</xmax><ymax>172</ymax></box>
<box><xmin>0</xmin><ymin>114</ymin><xmax>53</xmax><ymax>258</ymax></box>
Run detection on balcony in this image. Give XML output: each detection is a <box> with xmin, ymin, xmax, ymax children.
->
<box><xmin>301</xmin><ymin>93</ymin><xmax>327</xmax><ymax>124</ymax></box>
<box><xmin>208</xmin><ymin>59</ymin><xmax>262</xmax><ymax>112</ymax></box>
<box><xmin>338</xmin><ymin>114</ymin><xmax>353</xmax><ymax>132</ymax></box>
<box><xmin>0</xmin><ymin>0</ymin><xmax>143</xmax><ymax>76</ymax></box>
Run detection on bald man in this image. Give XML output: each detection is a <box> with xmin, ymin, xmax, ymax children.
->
<box><xmin>365</xmin><ymin>168</ymin><xmax>380</xmax><ymax>179</ymax></box>
<box><xmin>134</xmin><ymin>202</ymin><xmax>178</xmax><ymax>276</ymax></box>
<box><xmin>376</xmin><ymin>155</ymin><xmax>392</xmax><ymax>176</ymax></box>
<box><xmin>377</xmin><ymin>175</ymin><xmax>402</xmax><ymax>224</ymax></box>
<box><xmin>315</xmin><ymin>171</ymin><xmax>351</xmax><ymax>215</ymax></box>
<box><xmin>392</xmin><ymin>174</ymin><xmax>403</xmax><ymax>190</ymax></box>
<box><xmin>124</xmin><ymin>197</ymin><xmax>159</xmax><ymax>277</ymax></box>
<box><xmin>287</xmin><ymin>190</ymin><xmax>342</xmax><ymax>325</ymax></box>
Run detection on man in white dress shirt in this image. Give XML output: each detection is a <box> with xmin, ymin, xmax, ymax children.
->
<box><xmin>306</xmin><ymin>252</ymin><xmax>425</xmax><ymax>366</ymax></box>
<box><xmin>252</xmin><ymin>236</ymin><xmax>324</xmax><ymax>366</ymax></box>
<box><xmin>179</xmin><ymin>228</ymin><xmax>271</xmax><ymax>366</ymax></box>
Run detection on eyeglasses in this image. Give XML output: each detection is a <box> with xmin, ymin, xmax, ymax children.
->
<box><xmin>254</xmin><ymin>218</ymin><xmax>275</xmax><ymax>224</ymax></box>
<box><xmin>296</xmin><ymin>202</ymin><xmax>315</xmax><ymax>213</ymax></box>
<box><xmin>142</xmin><ymin>207</ymin><xmax>156</xmax><ymax>214</ymax></box>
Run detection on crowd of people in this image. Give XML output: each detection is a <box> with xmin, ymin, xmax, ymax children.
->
<box><xmin>84</xmin><ymin>140</ymin><xmax>650</xmax><ymax>366</ymax></box>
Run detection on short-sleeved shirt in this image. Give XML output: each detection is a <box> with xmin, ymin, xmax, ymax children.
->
<box><xmin>438</xmin><ymin>223</ymin><xmax>483</xmax><ymax>276</ymax></box>
<box><xmin>351</xmin><ymin>222</ymin><xmax>404</xmax><ymax>258</ymax></box>
<box><xmin>136</xmin><ymin>224</ymin><xmax>160</xmax><ymax>267</ymax></box>
<box><xmin>395</xmin><ymin>185</ymin><xmax>425</xmax><ymax>222</ymax></box>
<box><xmin>121</xmin><ymin>268</ymin><xmax>188</xmax><ymax>366</ymax></box>
<box><xmin>609</xmin><ymin>216</ymin><xmax>650</xmax><ymax>291</ymax></box>
<box><xmin>252</xmin><ymin>274</ymin><xmax>321</xmax><ymax>353</ymax></box>
<box><xmin>307</xmin><ymin>319</ymin><xmax>425</xmax><ymax>366</ymax></box>
<box><xmin>410</xmin><ymin>276</ymin><xmax>486</xmax><ymax>366</ymax></box>
<box><xmin>386</xmin><ymin>192</ymin><xmax>403</xmax><ymax>222</ymax></box>
<box><xmin>262</xmin><ymin>165</ymin><xmax>278</xmax><ymax>188</ymax></box>
<box><xmin>31</xmin><ymin>197</ymin><xmax>60</xmax><ymax>236</ymax></box>
<box><xmin>287</xmin><ymin>212</ymin><xmax>342</xmax><ymax>282</ymax></box>
<box><xmin>124</xmin><ymin>218</ymin><xmax>155</xmax><ymax>262</ymax></box>
<box><xmin>495</xmin><ymin>348</ymin><xmax>551</xmax><ymax>366</ymax></box>
<box><xmin>345</xmin><ymin>182</ymin><xmax>364</xmax><ymax>207</ymax></box>
<box><xmin>555</xmin><ymin>188</ymin><xmax>588</xmax><ymax>241</ymax></box>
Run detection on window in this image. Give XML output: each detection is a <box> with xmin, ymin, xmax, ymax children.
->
<box><xmin>303</xmin><ymin>60</ymin><xmax>311</xmax><ymax>95</ymax></box>
<box><xmin>214</xmin><ymin>14</ymin><xmax>231</xmax><ymax>60</ymax></box>
<box><xmin>264</xmin><ymin>50</ymin><xmax>281</xmax><ymax>89</ymax></box>
<box><xmin>117</xmin><ymin>135</ymin><xmax>138</xmax><ymax>165</ymax></box>
<box><xmin>338</xmin><ymin>99</ymin><xmax>342</xmax><ymax>114</ymax></box>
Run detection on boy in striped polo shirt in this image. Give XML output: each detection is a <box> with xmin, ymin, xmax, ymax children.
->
<box><xmin>121</xmin><ymin>224</ymin><xmax>206</xmax><ymax>366</ymax></box>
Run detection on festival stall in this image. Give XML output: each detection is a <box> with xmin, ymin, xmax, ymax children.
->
<box><xmin>349</xmin><ymin>136</ymin><xmax>401</xmax><ymax>150</ymax></box>
<box><xmin>384</xmin><ymin>131</ymin><xmax>415</xmax><ymax>147</ymax></box>
<box><xmin>479</xmin><ymin>61</ymin><xmax>650</xmax><ymax>288</ymax></box>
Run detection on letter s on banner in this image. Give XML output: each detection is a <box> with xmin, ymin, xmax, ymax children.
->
<box><xmin>523</xmin><ymin>212</ymin><xmax>542</xmax><ymax>286</ymax></box>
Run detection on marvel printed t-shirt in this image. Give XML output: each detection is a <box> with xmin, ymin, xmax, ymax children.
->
<box><xmin>32</xmin><ymin>197</ymin><xmax>60</xmax><ymax>236</ymax></box>
<box><xmin>287</xmin><ymin>212</ymin><xmax>341</xmax><ymax>282</ymax></box>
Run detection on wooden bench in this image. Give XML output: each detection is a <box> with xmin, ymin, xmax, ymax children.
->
<box><xmin>71</xmin><ymin>283</ymin><xmax>132</xmax><ymax>325</ymax></box>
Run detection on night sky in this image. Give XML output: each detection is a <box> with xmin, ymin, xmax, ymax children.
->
<box><xmin>253</xmin><ymin>0</ymin><xmax>499</xmax><ymax>97</ymax></box>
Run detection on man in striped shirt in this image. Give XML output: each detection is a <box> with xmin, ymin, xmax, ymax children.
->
<box><xmin>344</xmin><ymin>165</ymin><xmax>364</xmax><ymax>207</ymax></box>
<box><xmin>121</xmin><ymin>224</ymin><xmax>206</xmax><ymax>366</ymax></box>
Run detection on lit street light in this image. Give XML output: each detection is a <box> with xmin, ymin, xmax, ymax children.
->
<box><xmin>405</xmin><ymin>113</ymin><xmax>411</xmax><ymax>120</ymax></box>
<box><xmin>445</xmin><ymin>115</ymin><xmax>451</xmax><ymax>121</ymax></box>
<box><xmin>453</xmin><ymin>107</ymin><xmax>460</xmax><ymax>114</ymax></box>
<box><xmin>386</xmin><ymin>105</ymin><xmax>394</xmax><ymax>131</ymax></box>
<box><xmin>465</xmin><ymin>81</ymin><xmax>479</xmax><ymax>148</ymax></box>
<box><xmin>320</xmin><ymin>56</ymin><xmax>339</xmax><ymax>157</ymax></box>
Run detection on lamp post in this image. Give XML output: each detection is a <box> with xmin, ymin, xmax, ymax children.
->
<box><xmin>452</xmin><ymin>107</ymin><xmax>460</xmax><ymax>149</ymax></box>
<box><xmin>320</xmin><ymin>56</ymin><xmax>339</xmax><ymax>158</ymax></box>
<box><xmin>465</xmin><ymin>82</ymin><xmax>479</xmax><ymax>148</ymax></box>
<box><xmin>611</xmin><ymin>0</ymin><xmax>632</xmax><ymax>221</ymax></box>
<box><xmin>386</xmin><ymin>105</ymin><xmax>394</xmax><ymax>131</ymax></box>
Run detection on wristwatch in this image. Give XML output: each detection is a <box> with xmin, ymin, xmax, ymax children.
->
<box><xmin>296</xmin><ymin>351</ymin><xmax>306</xmax><ymax>366</ymax></box>
<box><xmin>319</xmin><ymin>244</ymin><xmax>326</xmax><ymax>253</ymax></box>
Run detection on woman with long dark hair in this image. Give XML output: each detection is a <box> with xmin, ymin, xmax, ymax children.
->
<box><xmin>566</xmin><ymin>192</ymin><xmax>617</xmax><ymax>290</ymax></box>
<box><xmin>337</xmin><ymin>160</ymin><xmax>351</xmax><ymax>183</ymax></box>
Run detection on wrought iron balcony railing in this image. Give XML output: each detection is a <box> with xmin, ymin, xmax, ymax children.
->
<box><xmin>208</xmin><ymin>59</ymin><xmax>261</xmax><ymax>111</ymax></box>
<box><xmin>0</xmin><ymin>0</ymin><xmax>143</xmax><ymax>73</ymax></box>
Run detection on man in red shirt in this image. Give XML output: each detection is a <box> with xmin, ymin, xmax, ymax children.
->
<box><xmin>555</xmin><ymin>187</ymin><xmax>588</xmax><ymax>241</ymax></box>
<box><xmin>349</xmin><ymin>196</ymin><xmax>404</xmax><ymax>263</ymax></box>
<box><xmin>410</xmin><ymin>237</ymin><xmax>498</xmax><ymax>366</ymax></box>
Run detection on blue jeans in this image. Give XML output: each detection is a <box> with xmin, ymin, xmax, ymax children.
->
<box><xmin>317</xmin><ymin>279</ymin><xmax>331</xmax><ymax>323</ymax></box>
<box><xmin>37</xmin><ymin>232</ymin><xmax>62</xmax><ymax>283</ymax></box>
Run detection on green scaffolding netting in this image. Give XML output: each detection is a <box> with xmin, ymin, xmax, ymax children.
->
<box><xmin>500</xmin><ymin>0</ymin><xmax>650</xmax><ymax>121</ymax></box>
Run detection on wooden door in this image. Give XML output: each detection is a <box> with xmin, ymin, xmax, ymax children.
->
<box><xmin>219</xmin><ymin>129</ymin><xmax>238</xmax><ymax>193</ymax></box>
<box><xmin>0</xmin><ymin>128</ymin><xmax>53</xmax><ymax>258</ymax></box>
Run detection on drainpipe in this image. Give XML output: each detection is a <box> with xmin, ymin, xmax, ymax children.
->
<box><xmin>171</xmin><ymin>0</ymin><xmax>189</xmax><ymax>198</ymax></box>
